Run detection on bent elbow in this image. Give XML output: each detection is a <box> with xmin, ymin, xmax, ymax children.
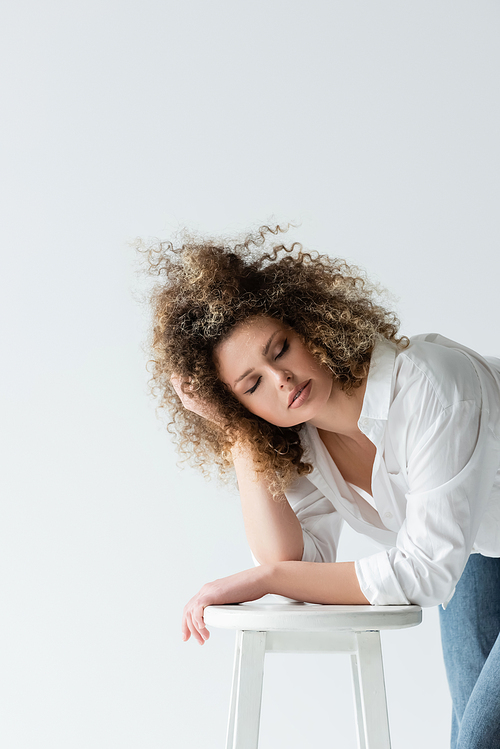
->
<box><xmin>251</xmin><ymin>545</ymin><xmax>304</xmax><ymax>566</ymax></box>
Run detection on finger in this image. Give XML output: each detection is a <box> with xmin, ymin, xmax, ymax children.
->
<box><xmin>181</xmin><ymin>613</ymin><xmax>191</xmax><ymax>642</ymax></box>
<box><xmin>185</xmin><ymin>610</ymin><xmax>206</xmax><ymax>646</ymax></box>
<box><xmin>191</xmin><ymin>605</ymin><xmax>211</xmax><ymax>644</ymax></box>
<box><xmin>192</xmin><ymin>606</ymin><xmax>210</xmax><ymax>642</ymax></box>
<box><xmin>170</xmin><ymin>374</ymin><xmax>185</xmax><ymax>396</ymax></box>
<box><xmin>171</xmin><ymin>373</ymin><xmax>192</xmax><ymax>390</ymax></box>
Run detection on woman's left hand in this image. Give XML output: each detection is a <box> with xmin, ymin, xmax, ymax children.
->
<box><xmin>182</xmin><ymin>566</ymin><xmax>270</xmax><ymax>645</ymax></box>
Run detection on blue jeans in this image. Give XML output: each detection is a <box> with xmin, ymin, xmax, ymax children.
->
<box><xmin>439</xmin><ymin>553</ymin><xmax>500</xmax><ymax>749</ymax></box>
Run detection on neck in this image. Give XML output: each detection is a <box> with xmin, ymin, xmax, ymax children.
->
<box><xmin>308</xmin><ymin>378</ymin><xmax>367</xmax><ymax>439</ymax></box>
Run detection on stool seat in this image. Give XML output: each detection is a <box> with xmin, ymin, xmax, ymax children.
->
<box><xmin>205</xmin><ymin>601</ymin><xmax>422</xmax><ymax>749</ymax></box>
<box><xmin>205</xmin><ymin>601</ymin><xmax>422</xmax><ymax>632</ymax></box>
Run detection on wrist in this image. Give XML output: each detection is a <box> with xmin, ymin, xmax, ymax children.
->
<box><xmin>259</xmin><ymin>561</ymin><xmax>279</xmax><ymax>594</ymax></box>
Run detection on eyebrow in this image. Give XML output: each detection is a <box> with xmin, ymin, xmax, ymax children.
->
<box><xmin>233</xmin><ymin>330</ymin><xmax>279</xmax><ymax>387</ymax></box>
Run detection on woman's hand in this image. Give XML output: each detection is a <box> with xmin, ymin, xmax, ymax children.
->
<box><xmin>181</xmin><ymin>566</ymin><xmax>270</xmax><ymax>645</ymax></box>
<box><xmin>171</xmin><ymin>373</ymin><xmax>224</xmax><ymax>427</ymax></box>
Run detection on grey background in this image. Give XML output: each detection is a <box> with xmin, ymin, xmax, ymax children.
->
<box><xmin>1</xmin><ymin>1</ymin><xmax>499</xmax><ymax>747</ymax></box>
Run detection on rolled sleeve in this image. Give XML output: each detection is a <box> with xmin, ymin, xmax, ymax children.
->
<box><xmin>355</xmin><ymin>552</ymin><xmax>410</xmax><ymax>605</ymax></box>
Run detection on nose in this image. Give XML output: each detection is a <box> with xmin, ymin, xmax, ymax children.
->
<box><xmin>270</xmin><ymin>366</ymin><xmax>292</xmax><ymax>388</ymax></box>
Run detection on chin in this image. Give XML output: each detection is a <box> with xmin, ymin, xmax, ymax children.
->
<box><xmin>268</xmin><ymin>414</ymin><xmax>310</xmax><ymax>429</ymax></box>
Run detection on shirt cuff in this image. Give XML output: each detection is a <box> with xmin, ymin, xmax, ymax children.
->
<box><xmin>355</xmin><ymin>551</ymin><xmax>411</xmax><ymax>605</ymax></box>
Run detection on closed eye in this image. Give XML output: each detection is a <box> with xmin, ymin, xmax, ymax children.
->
<box><xmin>245</xmin><ymin>376</ymin><xmax>262</xmax><ymax>395</ymax></box>
<box><xmin>275</xmin><ymin>338</ymin><xmax>289</xmax><ymax>359</ymax></box>
<box><xmin>244</xmin><ymin>339</ymin><xmax>288</xmax><ymax>395</ymax></box>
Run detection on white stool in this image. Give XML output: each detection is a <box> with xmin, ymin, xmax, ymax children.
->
<box><xmin>204</xmin><ymin>602</ymin><xmax>422</xmax><ymax>749</ymax></box>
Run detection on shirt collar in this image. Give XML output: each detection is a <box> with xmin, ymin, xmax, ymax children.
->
<box><xmin>357</xmin><ymin>338</ymin><xmax>397</xmax><ymax>439</ymax></box>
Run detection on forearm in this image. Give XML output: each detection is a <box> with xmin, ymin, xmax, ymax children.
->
<box><xmin>233</xmin><ymin>446</ymin><xmax>303</xmax><ymax>564</ymax></box>
<box><xmin>183</xmin><ymin>560</ymin><xmax>369</xmax><ymax>643</ymax></box>
<box><xmin>267</xmin><ymin>560</ymin><xmax>370</xmax><ymax>605</ymax></box>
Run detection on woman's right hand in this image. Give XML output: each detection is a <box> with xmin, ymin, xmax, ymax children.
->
<box><xmin>170</xmin><ymin>373</ymin><xmax>225</xmax><ymax>427</ymax></box>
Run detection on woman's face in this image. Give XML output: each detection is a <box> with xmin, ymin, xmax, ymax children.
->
<box><xmin>214</xmin><ymin>316</ymin><xmax>334</xmax><ymax>427</ymax></box>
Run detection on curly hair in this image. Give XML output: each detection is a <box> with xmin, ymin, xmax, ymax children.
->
<box><xmin>137</xmin><ymin>224</ymin><xmax>408</xmax><ymax>494</ymax></box>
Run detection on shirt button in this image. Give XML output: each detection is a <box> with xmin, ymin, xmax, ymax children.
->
<box><xmin>384</xmin><ymin>512</ymin><xmax>393</xmax><ymax>519</ymax></box>
<box><xmin>360</xmin><ymin>418</ymin><xmax>369</xmax><ymax>428</ymax></box>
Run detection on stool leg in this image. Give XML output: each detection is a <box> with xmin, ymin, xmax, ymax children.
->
<box><xmin>226</xmin><ymin>630</ymin><xmax>266</xmax><ymax>749</ymax></box>
<box><xmin>226</xmin><ymin>630</ymin><xmax>243</xmax><ymax>749</ymax></box>
<box><xmin>350</xmin><ymin>653</ymin><xmax>367</xmax><ymax>749</ymax></box>
<box><xmin>353</xmin><ymin>631</ymin><xmax>391</xmax><ymax>749</ymax></box>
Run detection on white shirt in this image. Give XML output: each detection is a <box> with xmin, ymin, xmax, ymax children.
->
<box><xmin>285</xmin><ymin>334</ymin><xmax>500</xmax><ymax>608</ymax></box>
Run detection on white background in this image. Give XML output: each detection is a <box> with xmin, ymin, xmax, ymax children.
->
<box><xmin>1</xmin><ymin>1</ymin><xmax>499</xmax><ymax>747</ymax></box>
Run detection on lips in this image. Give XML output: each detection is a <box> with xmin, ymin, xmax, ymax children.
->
<box><xmin>288</xmin><ymin>380</ymin><xmax>312</xmax><ymax>408</ymax></box>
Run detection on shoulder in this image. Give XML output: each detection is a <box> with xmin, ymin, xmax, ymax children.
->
<box><xmin>393</xmin><ymin>334</ymin><xmax>482</xmax><ymax>410</ymax></box>
<box><xmin>387</xmin><ymin>335</ymin><xmax>485</xmax><ymax>461</ymax></box>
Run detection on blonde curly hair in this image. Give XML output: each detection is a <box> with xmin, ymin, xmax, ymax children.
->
<box><xmin>138</xmin><ymin>225</ymin><xmax>407</xmax><ymax>494</ymax></box>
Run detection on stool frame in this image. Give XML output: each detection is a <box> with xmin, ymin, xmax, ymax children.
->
<box><xmin>204</xmin><ymin>602</ymin><xmax>422</xmax><ymax>749</ymax></box>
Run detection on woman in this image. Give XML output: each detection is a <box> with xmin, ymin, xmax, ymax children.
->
<box><xmin>141</xmin><ymin>225</ymin><xmax>500</xmax><ymax>749</ymax></box>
